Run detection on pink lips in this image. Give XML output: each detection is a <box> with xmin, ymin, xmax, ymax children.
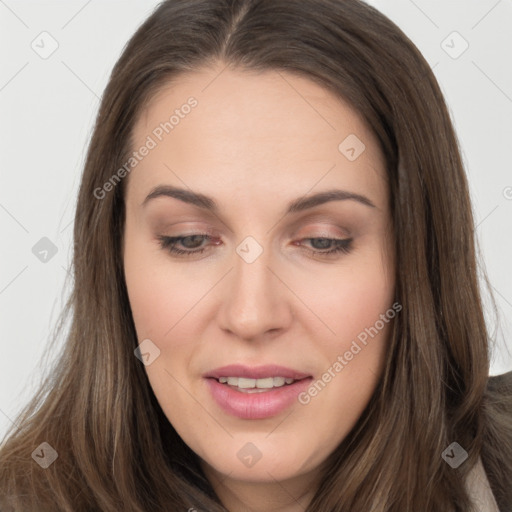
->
<box><xmin>203</xmin><ymin>364</ymin><xmax>313</xmax><ymax>420</ymax></box>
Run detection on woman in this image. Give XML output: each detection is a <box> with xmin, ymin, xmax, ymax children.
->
<box><xmin>1</xmin><ymin>0</ymin><xmax>511</xmax><ymax>510</ymax></box>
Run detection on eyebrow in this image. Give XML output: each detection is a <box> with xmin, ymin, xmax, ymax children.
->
<box><xmin>142</xmin><ymin>185</ymin><xmax>376</xmax><ymax>213</ymax></box>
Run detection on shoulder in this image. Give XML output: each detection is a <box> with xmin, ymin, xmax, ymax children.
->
<box><xmin>485</xmin><ymin>370</ymin><xmax>512</xmax><ymax>418</ymax></box>
<box><xmin>480</xmin><ymin>371</ymin><xmax>512</xmax><ymax>512</ymax></box>
<box><xmin>487</xmin><ymin>370</ymin><xmax>512</xmax><ymax>394</ymax></box>
<box><xmin>465</xmin><ymin>457</ymin><xmax>500</xmax><ymax>512</ymax></box>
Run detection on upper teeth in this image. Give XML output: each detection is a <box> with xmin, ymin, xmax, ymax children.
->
<box><xmin>218</xmin><ymin>376</ymin><xmax>296</xmax><ymax>388</ymax></box>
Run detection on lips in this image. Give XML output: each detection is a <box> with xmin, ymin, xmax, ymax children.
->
<box><xmin>203</xmin><ymin>364</ymin><xmax>312</xmax><ymax>380</ymax></box>
<box><xmin>205</xmin><ymin>375</ymin><xmax>313</xmax><ymax>419</ymax></box>
<box><xmin>202</xmin><ymin>364</ymin><xmax>313</xmax><ymax>419</ymax></box>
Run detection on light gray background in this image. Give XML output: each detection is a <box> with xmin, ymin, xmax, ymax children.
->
<box><xmin>1</xmin><ymin>0</ymin><xmax>511</xmax><ymax>439</ymax></box>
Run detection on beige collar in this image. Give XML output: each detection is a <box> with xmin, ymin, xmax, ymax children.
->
<box><xmin>465</xmin><ymin>456</ymin><xmax>500</xmax><ymax>512</ymax></box>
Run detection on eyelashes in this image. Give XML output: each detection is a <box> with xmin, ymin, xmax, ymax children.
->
<box><xmin>157</xmin><ymin>234</ymin><xmax>217</xmax><ymax>256</ymax></box>
<box><xmin>156</xmin><ymin>234</ymin><xmax>353</xmax><ymax>258</ymax></box>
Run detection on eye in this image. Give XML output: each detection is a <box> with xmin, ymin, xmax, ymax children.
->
<box><xmin>157</xmin><ymin>234</ymin><xmax>218</xmax><ymax>256</ymax></box>
<box><xmin>298</xmin><ymin>237</ymin><xmax>353</xmax><ymax>257</ymax></box>
<box><xmin>157</xmin><ymin>234</ymin><xmax>353</xmax><ymax>258</ymax></box>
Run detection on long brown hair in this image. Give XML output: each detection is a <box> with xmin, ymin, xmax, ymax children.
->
<box><xmin>1</xmin><ymin>0</ymin><xmax>511</xmax><ymax>510</ymax></box>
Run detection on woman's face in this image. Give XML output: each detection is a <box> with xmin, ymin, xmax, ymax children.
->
<box><xmin>123</xmin><ymin>63</ymin><xmax>395</xmax><ymax>503</ymax></box>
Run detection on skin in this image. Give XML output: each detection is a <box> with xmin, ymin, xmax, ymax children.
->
<box><xmin>123</xmin><ymin>62</ymin><xmax>395</xmax><ymax>511</ymax></box>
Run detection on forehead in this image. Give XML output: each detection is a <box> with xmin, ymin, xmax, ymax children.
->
<box><xmin>128</xmin><ymin>64</ymin><xmax>387</xmax><ymax>209</ymax></box>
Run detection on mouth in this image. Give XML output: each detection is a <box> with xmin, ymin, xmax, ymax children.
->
<box><xmin>210</xmin><ymin>375</ymin><xmax>308</xmax><ymax>393</ymax></box>
<box><xmin>202</xmin><ymin>364</ymin><xmax>313</xmax><ymax>419</ymax></box>
<box><xmin>203</xmin><ymin>363</ymin><xmax>312</xmax><ymax>381</ymax></box>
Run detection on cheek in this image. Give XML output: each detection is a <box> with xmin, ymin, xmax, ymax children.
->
<box><xmin>295</xmin><ymin>252</ymin><xmax>394</xmax><ymax>450</ymax></box>
<box><xmin>290</xmin><ymin>247</ymin><xmax>394</xmax><ymax>416</ymax></box>
<box><xmin>123</xmin><ymin>231</ymin><xmax>202</xmax><ymax>341</ymax></box>
<box><xmin>125</xmin><ymin>270</ymin><xmax>188</xmax><ymax>341</ymax></box>
<box><xmin>123</xmin><ymin>239</ymin><xmax>202</xmax><ymax>417</ymax></box>
<box><xmin>332</xmin><ymin>269</ymin><xmax>394</xmax><ymax>342</ymax></box>
<box><xmin>291</xmin><ymin>247</ymin><xmax>394</xmax><ymax>347</ymax></box>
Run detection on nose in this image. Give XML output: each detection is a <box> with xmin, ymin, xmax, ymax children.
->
<box><xmin>217</xmin><ymin>246</ymin><xmax>293</xmax><ymax>341</ymax></box>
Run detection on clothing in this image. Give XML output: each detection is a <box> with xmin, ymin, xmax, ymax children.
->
<box><xmin>466</xmin><ymin>456</ymin><xmax>500</xmax><ymax>512</ymax></box>
<box><xmin>468</xmin><ymin>370</ymin><xmax>512</xmax><ymax>512</ymax></box>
